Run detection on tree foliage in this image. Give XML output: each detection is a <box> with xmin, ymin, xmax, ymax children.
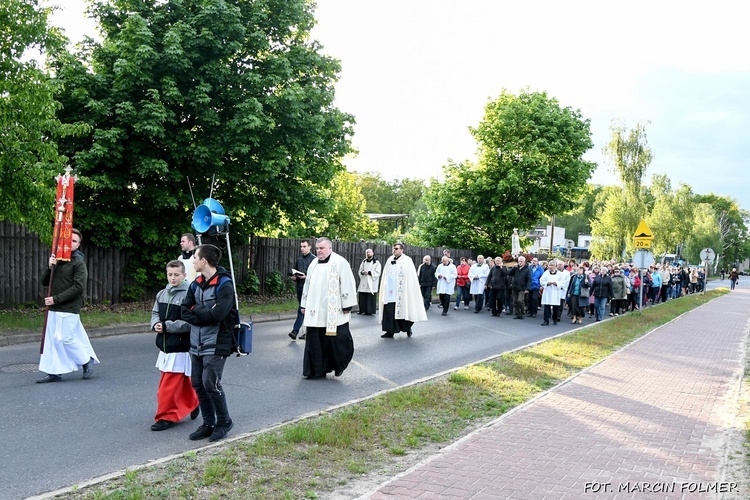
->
<box><xmin>0</xmin><ymin>0</ymin><xmax>67</xmax><ymax>239</ymax></box>
<box><xmin>591</xmin><ymin>121</ymin><xmax>652</xmax><ymax>258</ymax></box>
<box><xmin>414</xmin><ymin>90</ymin><xmax>595</xmax><ymax>255</ymax></box>
<box><xmin>646</xmin><ymin>175</ymin><xmax>694</xmax><ymax>257</ymax></box>
<box><xmin>316</xmin><ymin>170</ymin><xmax>372</xmax><ymax>241</ymax></box>
<box><xmin>51</xmin><ymin>0</ymin><xmax>353</xmax><ymax>286</ymax></box>
<box><xmin>352</xmin><ymin>172</ymin><xmax>427</xmax><ymax>241</ymax></box>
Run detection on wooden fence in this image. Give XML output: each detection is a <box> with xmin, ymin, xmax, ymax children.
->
<box><xmin>0</xmin><ymin>221</ymin><xmax>475</xmax><ymax>307</ymax></box>
<box><xmin>0</xmin><ymin>221</ymin><xmax>132</xmax><ymax>306</ymax></box>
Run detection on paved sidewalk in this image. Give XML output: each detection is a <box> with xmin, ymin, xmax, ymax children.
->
<box><xmin>365</xmin><ymin>290</ymin><xmax>750</xmax><ymax>499</ymax></box>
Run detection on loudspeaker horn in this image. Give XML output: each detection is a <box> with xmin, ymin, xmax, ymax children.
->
<box><xmin>192</xmin><ymin>198</ymin><xmax>230</xmax><ymax>234</ymax></box>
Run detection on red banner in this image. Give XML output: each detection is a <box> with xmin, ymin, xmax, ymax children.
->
<box><xmin>52</xmin><ymin>170</ymin><xmax>75</xmax><ymax>261</ymax></box>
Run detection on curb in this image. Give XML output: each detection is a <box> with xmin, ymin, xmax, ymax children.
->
<box><xmin>0</xmin><ymin>311</ymin><xmax>298</xmax><ymax>348</ymax></box>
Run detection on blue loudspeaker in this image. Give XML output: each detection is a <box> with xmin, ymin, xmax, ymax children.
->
<box><xmin>192</xmin><ymin>198</ymin><xmax>230</xmax><ymax>233</ymax></box>
<box><xmin>236</xmin><ymin>322</ymin><xmax>253</xmax><ymax>354</ymax></box>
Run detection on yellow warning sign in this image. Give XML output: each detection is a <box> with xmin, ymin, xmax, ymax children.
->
<box><xmin>633</xmin><ymin>219</ymin><xmax>654</xmax><ymax>239</ymax></box>
<box><xmin>634</xmin><ymin>238</ymin><xmax>652</xmax><ymax>249</ymax></box>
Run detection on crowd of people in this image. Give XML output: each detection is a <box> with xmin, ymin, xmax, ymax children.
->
<box><xmin>414</xmin><ymin>254</ymin><xmax>713</xmax><ymax>324</ymax></box>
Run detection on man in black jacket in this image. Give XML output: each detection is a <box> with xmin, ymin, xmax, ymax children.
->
<box><xmin>289</xmin><ymin>239</ymin><xmax>315</xmax><ymax>340</ymax></box>
<box><xmin>417</xmin><ymin>255</ymin><xmax>437</xmax><ymax>311</ymax></box>
<box><xmin>509</xmin><ymin>256</ymin><xmax>532</xmax><ymax>319</ymax></box>
<box><xmin>182</xmin><ymin>244</ymin><xmax>237</xmax><ymax>443</ymax></box>
<box><xmin>488</xmin><ymin>257</ymin><xmax>507</xmax><ymax>316</ymax></box>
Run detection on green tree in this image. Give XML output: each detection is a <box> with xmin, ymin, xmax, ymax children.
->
<box><xmin>51</xmin><ymin>0</ymin><xmax>353</xmax><ymax>286</ymax></box>
<box><xmin>589</xmin><ymin>186</ymin><xmax>630</xmax><ymax>259</ymax></box>
<box><xmin>683</xmin><ymin>203</ymin><xmax>720</xmax><ymax>265</ymax></box>
<box><xmin>545</xmin><ymin>183</ymin><xmax>602</xmax><ymax>243</ymax></box>
<box><xmin>690</xmin><ymin>194</ymin><xmax>750</xmax><ymax>270</ymax></box>
<box><xmin>318</xmin><ymin>170</ymin><xmax>373</xmax><ymax>240</ymax></box>
<box><xmin>591</xmin><ymin>121</ymin><xmax>652</xmax><ymax>258</ymax></box>
<box><xmin>646</xmin><ymin>175</ymin><xmax>694</xmax><ymax>258</ymax></box>
<box><xmin>414</xmin><ymin>90</ymin><xmax>595</xmax><ymax>254</ymax></box>
<box><xmin>0</xmin><ymin>0</ymin><xmax>66</xmax><ymax>239</ymax></box>
<box><xmin>353</xmin><ymin>172</ymin><xmax>426</xmax><ymax>241</ymax></box>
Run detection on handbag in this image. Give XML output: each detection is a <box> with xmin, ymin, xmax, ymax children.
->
<box><xmin>579</xmin><ymin>284</ymin><xmax>590</xmax><ymax>298</ymax></box>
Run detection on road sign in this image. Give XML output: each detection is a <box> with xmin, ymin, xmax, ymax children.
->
<box><xmin>633</xmin><ymin>250</ymin><xmax>654</xmax><ymax>269</ymax></box>
<box><xmin>633</xmin><ymin>219</ymin><xmax>654</xmax><ymax>239</ymax></box>
<box><xmin>634</xmin><ymin>238</ymin><xmax>652</xmax><ymax>249</ymax></box>
<box><xmin>633</xmin><ymin>219</ymin><xmax>654</xmax><ymax>249</ymax></box>
<box><xmin>699</xmin><ymin>248</ymin><xmax>716</xmax><ymax>262</ymax></box>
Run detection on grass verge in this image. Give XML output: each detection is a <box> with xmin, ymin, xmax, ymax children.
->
<box><xmin>0</xmin><ymin>296</ymin><xmax>298</xmax><ymax>334</ymax></box>
<box><xmin>59</xmin><ymin>290</ymin><xmax>727</xmax><ymax>499</ymax></box>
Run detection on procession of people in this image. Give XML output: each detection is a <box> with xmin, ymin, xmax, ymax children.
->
<box><xmin>34</xmin><ymin>177</ymin><xmax>720</xmax><ymax>446</ymax></box>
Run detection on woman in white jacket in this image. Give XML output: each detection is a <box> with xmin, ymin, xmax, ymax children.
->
<box><xmin>540</xmin><ymin>260</ymin><xmax>565</xmax><ymax>325</ymax></box>
<box><xmin>435</xmin><ymin>256</ymin><xmax>458</xmax><ymax>316</ymax></box>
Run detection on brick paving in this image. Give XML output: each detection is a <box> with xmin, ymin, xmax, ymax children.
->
<box><xmin>365</xmin><ymin>290</ymin><xmax>750</xmax><ymax>499</ymax></box>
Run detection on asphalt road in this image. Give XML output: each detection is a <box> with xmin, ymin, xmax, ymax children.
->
<box><xmin>0</xmin><ymin>279</ymin><xmax>733</xmax><ymax>499</ymax></box>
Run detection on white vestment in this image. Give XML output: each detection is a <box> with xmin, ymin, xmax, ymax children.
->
<box><xmin>540</xmin><ymin>270</ymin><xmax>566</xmax><ymax>305</ymax></box>
<box><xmin>39</xmin><ymin>312</ymin><xmax>99</xmax><ymax>375</ymax></box>
<box><xmin>301</xmin><ymin>252</ymin><xmax>358</xmax><ymax>333</ymax></box>
<box><xmin>357</xmin><ymin>258</ymin><xmax>382</xmax><ymax>294</ymax></box>
<box><xmin>155</xmin><ymin>352</ymin><xmax>191</xmax><ymax>376</ymax></box>
<box><xmin>378</xmin><ymin>254</ymin><xmax>427</xmax><ymax>323</ymax></box>
<box><xmin>178</xmin><ymin>253</ymin><xmax>197</xmax><ymax>283</ymax></box>
<box><xmin>468</xmin><ymin>263</ymin><xmax>490</xmax><ymax>294</ymax></box>
<box><xmin>557</xmin><ymin>269</ymin><xmax>571</xmax><ymax>298</ymax></box>
<box><xmin>435</xmin><ymin>263</ymin><xmax>457</xmax><ymax>295</ymax></box>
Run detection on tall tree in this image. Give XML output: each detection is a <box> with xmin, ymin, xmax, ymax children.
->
<box><xmin>690</xmin><ymin>194</ymin><xmax>750</xmax><ymax>270</ymax></box>
<box><xmin>317</xmin><ymin>170</ymin><xmax>372</xmax><ymax>240</ymax></box>
<box><xmin>591</xmin><ymin>121</ymin><xmax>652</xmax><ymax>258</ymax></box>
<box><xmin>51</xmin><ymin>0</ymin><xmax>353</xmax><ymax>287</ymax></box>
<box><xmin>414</xmin><ymin>90</ymin><xmax>595</xmax><ymax>254</ymax></box>
<box><xmin>353</xmin><ymin>172</ymin><xmax>426</xmax><ymax>241</ymax></box>
<box><xmin>0</xmin><ymin>0</ymin><xmax>67</xmax><ymax>239</ymax></box>
<box><xmin>646</xmin><ymin>175</ymin><xmax>694</xmax><ymax>258</ymax></box>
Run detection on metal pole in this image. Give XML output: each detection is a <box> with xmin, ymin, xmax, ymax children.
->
<box><xmin>224</xmin><ymin>232</ymin><xmax>240</xmax><ymax>313</ymax></box>
<box><xmin>638</xmin><ymin>269</ymin><xmax>644</xmax><ymax>315</ymax></box>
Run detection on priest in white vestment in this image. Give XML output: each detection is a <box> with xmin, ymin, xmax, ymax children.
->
<box><xmin>300</xmin><ymin>237</ymin><xmax>357</xmax><ymax>378</ymax></box>
<box><xmin>468</xmin><ymin>255</ymin><xmax>490</xmax><ymax>313</ymax></box>
<box><xmin>435</xmin><ymin>255</ymin><xmax>457</xmax><ymax>316</ymax></box>
<box><xmin>539</xmin><ymin>260</ymin><xmax>566</xmax><ymax>325</ymax></box>
<box><xmin>378</xmin><ymin>243</ymin><xmax>427</xmax><ymax>338</ymax></box>
<box><xmin>357</xmin><ymin>248</ymin><xmax>381</xmax><ymax>315</ymax></box>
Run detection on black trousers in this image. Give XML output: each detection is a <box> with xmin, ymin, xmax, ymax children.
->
<box><xmin>191</xmin><ymin>354</ymin><xmax>230</xmax><ymax>427</ymax></box>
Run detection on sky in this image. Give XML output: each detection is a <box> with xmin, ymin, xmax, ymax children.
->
<box><xmin>47</xmin><ymin>0</ymin><xmax>750</xmax><ymax>211</ymax></box>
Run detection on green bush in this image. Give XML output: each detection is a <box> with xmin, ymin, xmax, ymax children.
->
<box><xmin>264</xmin><ymin>270</ymin><xmax>287</xmax><ymax>296</ymax></box>
<box><xmin>238</xmin><ymin>270</ymin><xmax>260</xmax><ymax>295</ymax></box>
<box><xmin>121</xmin><ymin>285</ymin><xmax>145</xmax><ymax>303</ymax></box>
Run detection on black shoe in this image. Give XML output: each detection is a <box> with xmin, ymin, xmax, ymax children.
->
<box><xmin>474</xmin><ymin>310</ymin><xmax>480</xmax><ymax>314</ymax></box>
<box><xmin>553</xmin><ymin>320</ymin><xmax>558</xmax><ymax>325</ymax></box>
<box><xmin>442</xmin><ymin>311</ymin><xmax>447</xmax><ymax>316</ymax></box>
<box><xmin>298</xmin><ymin>332</ymin><xmax>306</xmax><ymax>340</ymax></box>
<box><xmin>209</xmin><ymin>421</ymin><xmax>234</xmax><ymax>442</ymax></box>
<box><xmin>406</xmin><ymin>329</ymin><xmax>413</xmax><ymax>338</ymax></box>
<box><xmin>541</xmin><ymin>321</ymin><xmax>549</xmax><ymax>326</ymax></box>
<box><xmin>151</xmin><ymin>420</ymin><xmax>175</xmax><ymax>431</ymax></box>
<box><xmin>190</xmin><ymin>406</ymin><xmax>200</xmax><ymax>420</ymax></box>
<box><xmin>288</xmin><ymin>331</ymin><xmax>298</xmax><ymax>341</ymax></box>
<box><xmin>82</xmin><ymin>358</ymin><xmax>94</xmax><ymax>379</ymax></box>
<box><xmin>381</xmin><ymin>333</ymin><xmax>394</xmax><ymax>338</ymax></box>
<box><xmin>189</xmin><ymin>423</ymin><xmax>215</xmax><ymax>441</ymax></box>
<box><xmin>334</xmin><ymin>370</ymin><xmax>343</xmax><ymax>377</ymax></box>
<box><xmin>36</xmin><ymin>374</ymin><xmax>62</xmax><ymax>384</ymax></box>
